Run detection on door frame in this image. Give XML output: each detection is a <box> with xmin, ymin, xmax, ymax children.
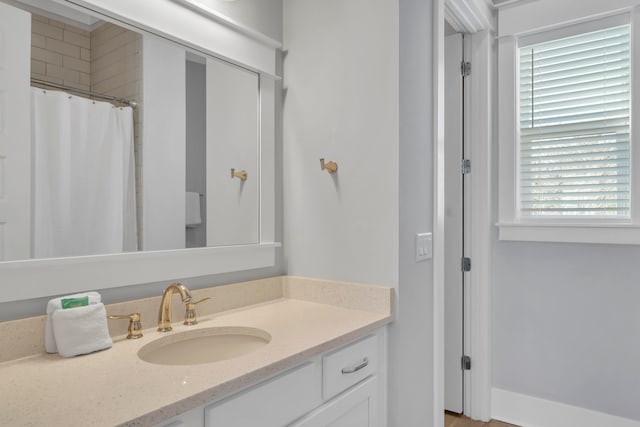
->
<box><xmin>443</xmin><ymin>29</ymin><xmax>465</xmax><ymax>414</ymax></box>
<box><xmin>433</xmin><ymin>0</ymin><xmax>494</xmax><ymax>422</ymax></box>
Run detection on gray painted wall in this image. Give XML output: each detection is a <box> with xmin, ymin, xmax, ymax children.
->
<box><xmin>491</xmin><ymin>1</ymin><xmax>640</xmax><ymax>421</ymax></box>
<box><xmin>492</xmin><ymin>241</ymin><xmax>640</xmax><ymax>420</ymax></box>
<box><xmin>282</xmin><ymin>0</ymin><xmax>399</xmax><ymax>287</ymax></box>
<box><xmin>282</xmin><ymin>0</ymin><xmax>436</xmax><ymax>425</ymax></box>
<box><xmin>391</xmin><ymin>0</ymin><xmax>435</xmax><ymax>425</ymax></box>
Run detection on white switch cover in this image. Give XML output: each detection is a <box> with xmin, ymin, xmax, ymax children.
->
<box><xmin>415</xmin><ymin>232</ymin><xmax>432</xmax><ymax>262</ymax></box>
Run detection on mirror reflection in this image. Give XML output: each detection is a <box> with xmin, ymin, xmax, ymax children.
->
<box><xmin>1</xmin><ymin>0</ymin><xmax>260</xmax><ymax>261</ymax></box>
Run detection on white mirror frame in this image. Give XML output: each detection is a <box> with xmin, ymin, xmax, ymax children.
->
<box><xmin>0</xmin><ymin>0</ymin><xmax>280</xmax><ymax>303</ymax></box>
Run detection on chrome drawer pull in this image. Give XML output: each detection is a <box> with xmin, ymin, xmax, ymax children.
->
<box><xmin>341</xmin><ymin>357</ymin><xmax>369</xmax><ymax>374</ymax></box>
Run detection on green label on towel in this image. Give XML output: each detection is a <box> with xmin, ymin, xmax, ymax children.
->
<box><xmin>61</xmin><ymin>296</ymin><xmax>89</xmax><ymax>309</ymax></box>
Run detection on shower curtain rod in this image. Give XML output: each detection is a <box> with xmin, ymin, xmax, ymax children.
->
<box><xmin>31</xmin><ymin>78</ymin><xmax>137</xmax><ymax>108</ymax></box>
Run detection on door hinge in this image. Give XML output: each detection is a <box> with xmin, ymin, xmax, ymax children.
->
<box><xmin>461</xmin><ymin>159</ymin><xmax>471</xmax><ymax>175</ymax></box>
<box><xmin>461</xmin><ymin>355</ymin><xmax>472</xmax><ymax>370</ymax></box>
<box><xmin>461</xmin><ymin>257</ymin><xmax>471</xmax><ymax>272</ymax></box>
<box><xmin>461</xmin><ymin>61</ymin><xmax>471</xmax><ymax>77</ymax></box>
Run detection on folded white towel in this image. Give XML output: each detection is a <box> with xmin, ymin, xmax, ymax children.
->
<box><xmin>45</xmin><ymin>292</ymin><xmax>101</xmax><ymax>353</ymax></box>
<box><xmin>52</xmin><ymin>303</ymin><xmax>113</xmax><ymax>358</ymax></box>
<box><xmin>185</xmin><ymin>191</ymin><xmax>201</xmax><ymax>228</ymax></box>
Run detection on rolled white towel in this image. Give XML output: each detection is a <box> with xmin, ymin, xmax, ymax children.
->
<box><xmin>52</xmin><ymin>303</ymin><xmax>113</xmax><ymax>358</ymax></box>
<box><xmin>45</xmin><ymin>291</ymin><xmax>101</xmax><ymax>353</ymax></box>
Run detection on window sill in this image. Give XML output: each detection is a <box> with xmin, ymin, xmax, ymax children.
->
<box><xmin>497</xmin><ymin>223</ymin><xmax>640</xmax><ymax>245</ymax></box>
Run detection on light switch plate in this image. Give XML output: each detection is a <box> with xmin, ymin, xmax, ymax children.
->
<box><xmin>415</xmin><ymin>232</ymin><xmax>432</xmax><ymax>262</ymax></box>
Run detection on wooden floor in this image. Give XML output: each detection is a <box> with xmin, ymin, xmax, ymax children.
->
<box><xmin>445</xmin><ymin>412</ymin><xmax>519</xmax><ymax>427</ymax></box>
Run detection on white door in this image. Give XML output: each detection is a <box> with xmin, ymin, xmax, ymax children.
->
<box><xmin>0</xmin><ymin>3</ymin><xmax>31</xmax><ymax>261</ymax></box>
<box><xmin>444</xmin><ymin>32</ymin><xmax>465</xmax><ymax>413</ymax></box>
<box><xmin>206</xmin><ymin>58</ymin><xmax>259</xmax><ymax>246</ymax></box>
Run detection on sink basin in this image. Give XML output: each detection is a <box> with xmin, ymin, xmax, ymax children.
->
<box><xmin>138</xmin><ymin>326</ymin><xmax>271</xmax><ymax>366</ymax></box>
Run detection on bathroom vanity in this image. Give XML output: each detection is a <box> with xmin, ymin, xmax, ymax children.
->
<box><xmin>160</xmin><ymin>330</ymin><xmax>385</xmax><ymax>427</ymax></box>
<box><xmin>0</xmin><ymin>277</ymin><xmax>392</xmax><ymax>426</ymax></box>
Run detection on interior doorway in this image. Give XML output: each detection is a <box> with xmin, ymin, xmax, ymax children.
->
<box><xmin>444</xmin><ymin>24</ymin><xmax>467</xmax><ymax>414</ymax></box>
<box><xmin>435</xmin><ymin>2</ymin><xmax>494</xmax><ymax>422</ymax></box>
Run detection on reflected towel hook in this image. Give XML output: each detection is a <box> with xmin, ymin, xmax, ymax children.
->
<box><xmin>231</xmin><ymin>168</ymin><xmax>248</xmax><ymax>181</ymax></box>
<box><xmin>320</xmin><ymin>158</ymin><xmax>338</xmax><ymax>173</ymax></box>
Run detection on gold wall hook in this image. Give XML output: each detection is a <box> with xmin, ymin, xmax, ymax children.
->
<box><xmin>320</xmin><ymin>158</ymin><xmax>338</xmax><ymax>173</ymax></box>
<box><xmin>231</xmin><ymin>168</ymin><xmax>248</xmax><ymax>181</ymax></box>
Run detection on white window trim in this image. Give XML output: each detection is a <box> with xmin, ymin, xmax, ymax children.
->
<box><xmin>497</xmin><ymin>2</ymin><xmax>640</xmax><ymax>244</ymax></box>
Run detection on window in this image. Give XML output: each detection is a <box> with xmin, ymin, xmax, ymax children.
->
<box><xmin>498</xmin><ymin>7</ymin><xmax>640</xmax><ymax>244</ymax></box>
<box><xmin>519</xmin><ymin>25</ymin><xmax>631</xmax><ymax>218</ymax></box>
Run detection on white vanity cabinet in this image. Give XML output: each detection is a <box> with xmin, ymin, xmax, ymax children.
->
<box><xmin>290</xmin><ymin>377</ymin><xmax>378</xmax><ymax>427</ymax></box>
<box><xmin>204</xmin><ymin>361</ymin><xmax>321</xmax><ymax>426</ymax></box>
<box><xmin>291</xmin><ymin>334</ymin><xmax>381</xmax><ymax>427</ymax></box>
<box><xmin>155</xmin><ymin>329</ymin><xmax>386</xmax><ymax>427</ymax></box>
<box><xmin>158</xmin><ymin>408</ymin><xmax>204</xmax><ymax>427</ymax></box>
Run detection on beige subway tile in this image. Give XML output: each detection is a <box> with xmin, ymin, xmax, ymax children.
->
<box><xmin>63</xmin><ymin>56</ymin><xmax>90</xmax><ymax>73</ymax></box>
<box><xmin>91</xmin><ymin>24</ymin><xmax>126</xmax><ymax>49</ymax></box>
<box><xmin>91</xmin><ymin>42</ymin><xmax>139</xmax><ymax>71</ymax></box>
<box><xmin>99</xmin><ymin>81</ymin><xmax>139</xmax><ymax>101</ymax></box>
<box><xmin>65</xmin><ymin>82</ymin><xmax>90</xmax><ymax>92</ymax></box>
<box><xmin>63</xmin><ymin>30</ymin><xmax>90</xmax><ymax>49</ymax></box>
<box><xmin>31</xmin><ymin>33</ymin><xmax>46</xmax><ymax>49</ymax></box>
<box><xmin>50</xmin><ymin>41</ymin><xmax>80</xmax><ymax>60</ymax></box>
<box><xmin>92</xmin><ymin>76</ymin><xmax>140</xmax><ymax>97</ymax></box>
<box><xmin>79</xmin><ymin>72</ymin><xmax>91</xmax><ymax>87</ymax></box>
<box><xmin>31</xmin><ymin>46</ymin><xmax>63</xmax><ymax>66</ymax></box>
<box><xmin>63</xmin><ymin>24</ymin><xmax>90</xmax><ymax>37</ymax></box>
<box><xmin>32</xmin><ymin>14</ymin><xmax>49</xmax><ymax>24</ymax></box>
<box><xmin>92</xmin><ymin>64</ymin><xmax>139</xmax><ymax>89</ymax></box>
<box><xmin>46</xmin><ymin>38</ymin><xmax>80</xmax><ymax>58</ymax></box>
<box><xmin>80</xmin><ymin>48</ymin><xmax>91</xmax><ymax>62</ymax></box>
<box><xmin>48</xmin><ymin>19</ymin><xmax>65</xmax><ymax>29</ymax></box>
<box><xmin>31</xmin><ymin>73</ymin><xmax>62</xmax><ymax>85</ymax></box>
<box><xmin>92</xmin><ymin>77</ymin><xmax>126</xmax><ymax>95</ymax></box>
<box><xmin>90</xmin><ymin>21</ymin><xmax>116</xmax><ymax>37</ymax></box>
<box><xmin>121</xmin><ymin>81</ymin><xmax>140</xmax><ymax>100</ymax></box>
<box><xmin>32</xmin><ymin>21</ymin><xmax>63</xmax><ymax>40</ymax></box>
<box><xmin>92</xmin><ymin>30</ymin><xmax>140</xmax><ymax>58</ymax></box>
<box><xmin>46</xmin><ymin>63</ymin><xmax>80</xmax><ymax>83</ymax></box>
<box><xmin>119</xmin><ymin>81</ymin><xmax>140</xmax><ymax>100</ymax></box>
<box><xmin>31</xmin><ymin>60</ymin><xmax>46</xmax><ymax>75</ymax></box>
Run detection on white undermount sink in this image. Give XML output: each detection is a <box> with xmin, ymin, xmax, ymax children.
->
<box><xmin>138</xmin><ymin>326</ymin><xmax>271</xmax><ymax>366</ymax></box>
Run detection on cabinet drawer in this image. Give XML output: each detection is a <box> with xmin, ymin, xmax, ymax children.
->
<box><xmin>155</xmin><ymin>404</ymin><xmax>204</xmax><ymax>427</ymax></box>
<box><xmin>289</xmin><ymin>377</ymin><xmax>378</xmax><ymax>427</ymax></box>
<box><xmin>205</xmin><ymin>361</ymin><xmax>321</xmax><ymax>427</ymax></box>
<box><xmin>323</xmin><ymin>334</ymin><xmax>378</xmax><ymax>400</ymax></box>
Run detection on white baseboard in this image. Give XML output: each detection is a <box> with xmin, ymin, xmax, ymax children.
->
<box><xmin>491</xmin><ymin>388</ymin><xmax>640</xmax><ymax>427</ymax></box>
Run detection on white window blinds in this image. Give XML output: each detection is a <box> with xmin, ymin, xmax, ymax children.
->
<box><xmin>519</xmin><ymin>24</ymin><xmax>631</xmax><ymax>217</ymax></box>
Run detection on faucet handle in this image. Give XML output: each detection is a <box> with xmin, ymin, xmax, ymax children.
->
<box><xmin>108</xmin><ymin>313</ymin><xmax>143</xmax><ymax>339</ymax></box>
<box><xmin>183</xmin><ymin>298</ymin><xmax>211</xmax><ymax>326</ymax></box>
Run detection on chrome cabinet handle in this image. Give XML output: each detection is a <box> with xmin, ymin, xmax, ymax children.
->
<box><xmin>341</xmin><ymin>357</ymin><xmax>369</xmax><ymax>374</ymax></box>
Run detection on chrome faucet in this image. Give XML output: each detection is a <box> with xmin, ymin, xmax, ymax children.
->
<box><xmin>157</xmin><ymin>282</ymin><xmax>192</xmax><ymax>332</ymax></box>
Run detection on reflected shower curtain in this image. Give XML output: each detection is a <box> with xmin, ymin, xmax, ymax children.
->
<box><xmin>32</xmin><ymin>88</ymin><xmax>137</xmax><ymax>258</ymax></box>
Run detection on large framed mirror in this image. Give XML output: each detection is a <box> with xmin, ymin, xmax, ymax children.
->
<box><xmin>0</xmin><ymin>0</ymin><xmax>280</xmax><ymax>302</ymax></box>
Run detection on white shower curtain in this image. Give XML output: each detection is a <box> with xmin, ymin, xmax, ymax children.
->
<box><xmin>32</xmin><ymin>88</ymin><xmax>137</xmax><ymax>258</ymax></box>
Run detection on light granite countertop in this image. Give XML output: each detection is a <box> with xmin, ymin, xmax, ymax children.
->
<box><xmin>0</xmin><ymin>276</ymin><xmax>393</xmax><ymax>426</ymax></box>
